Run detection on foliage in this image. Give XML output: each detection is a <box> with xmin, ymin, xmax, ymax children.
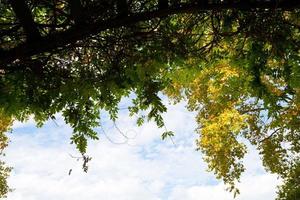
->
<box><xmin>0</xmin><ymin>111</ymin><xmax>12</xmax><ymax>198</ymax></box>
<box><xmin>276</xmin><ymin>162</ymin><xmax>300</xmax><ymax>200</ymax></box>
<box><xmin>165</xmin><ymin>59</ymin><xmax>300</xmax><ymax>195</ymax></box>
<box><xmin>163</xmin><ymin>9</ymin><xmax>300</xmax><ymax>195</ymax></box>
<box><xmin>0</xmin><ymin>0</ymin><xmax>299</xmax><ymax>199</ymax></box>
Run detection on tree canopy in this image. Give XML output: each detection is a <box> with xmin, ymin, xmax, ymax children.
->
<box><xmin>0</xmin><ymin>0</ymin><xmax>299</xmax><ymax>198</ymax></box>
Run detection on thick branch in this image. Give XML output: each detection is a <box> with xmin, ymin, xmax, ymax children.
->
<box><xmin>159</xmin><ymin>0</ymin><xmax>168</xmax><ymax>9</ymax></box>
<box><xmin>1</xmin><ymin>1</ymin><xmax>299</xmax><ymax>65</ymax></box>
<box><xmin>279</xmin><ymin>0</ymin><xmax>300</xmax><ymax>8</ymax></box>
<box><xmin>69</xmin><ymin>0</ymin><xmax>85</xmax><ymax>25</ymax></box>
<box><xmin>10</xmin><ymin>0</ymin><xmax>41</xmax><ymax>41</ymax></box>
<box><xmin>117</xmin><ymin>0</ymin><xmax>129</xmax><ymax>17</ymax></box>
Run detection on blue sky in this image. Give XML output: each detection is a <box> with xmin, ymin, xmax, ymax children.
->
<box><xmin>3</xmin><ymin>99</ymin><xmax>281</xmax><ymax>200</ymax></box>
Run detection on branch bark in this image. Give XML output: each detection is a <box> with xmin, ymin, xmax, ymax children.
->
<box><xmin>69</xmin><ymin>0</ymin><xmax>85</xmax><ymax>25</ymax></box>
<box><xmin>10</xmin><ymin>0</ymin><xmax>41</xmax><ymax>42</ymax></box>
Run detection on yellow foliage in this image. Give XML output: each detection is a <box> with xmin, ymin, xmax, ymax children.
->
<box><xmin>165</xmin><ymin>60</ymin><xmax>300</xmax><ymax>196</ymax></box>
<box><xmin>185</xmin><ymin>62</ymin><xmax>251</xmax><ymax>194</ymax></box>
<box><xmin>0</xmin><ymin>112</ymin><xmax>12</xmax><ymax>151</ymax></box>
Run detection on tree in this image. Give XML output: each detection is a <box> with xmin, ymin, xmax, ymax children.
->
<box><xmin>0</xmin><ymin>0</ymin><xmax>299</xmax><ymax>198</ymax></box>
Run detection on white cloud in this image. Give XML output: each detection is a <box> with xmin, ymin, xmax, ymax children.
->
<box><xmin>168</xmin><ymin>184</ymin><xmax>231</xmax><ymax>200</ymax></box>
<box><xmin>168</xmin><ymin>174</ymin><xmax>280</xmax><ymax>200</ymax></box>
<box><xmin>3</xmin><ymin>102</ymin><xmax>281</xmax><ymax>200</ymax></box>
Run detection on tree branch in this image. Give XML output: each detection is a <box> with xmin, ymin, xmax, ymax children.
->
<box><xmin>69</xmin><ymin>0</ymin><xmax>85</xmax><ymax>25</ymax></box>
<box><xmin>1</xmin><ymin>1</ymin><xmax>299</xmax><ymax>66</ymax></box>
<box><xmin>158</xmin><ymin>0</ymin><xmax>168</xmax><ymax>9</ymax></box>
<box><xmin>117</xmin><ymin>0</ymin><xmax>129</xmax><ymax>17</ymax></box>
<box><xmin>10</xmin><ymin>0</ymin><xmax>41</xmax><ymax>42</ymax></box>
<box><xmin>259</xmin><ymin>127</ymin><xmax>282</xmax><ymax>143</ymax></box>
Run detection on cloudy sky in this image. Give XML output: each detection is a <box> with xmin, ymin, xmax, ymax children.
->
<box><xmin>3</xmin><ymin>99</ymin><xmax>281</xmax><ymax>200</ymax></box>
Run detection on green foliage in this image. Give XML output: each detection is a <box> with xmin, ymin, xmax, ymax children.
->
<box><xmin>276</xmin><ymin>162</ymin><xmax>300</xmax><ymax>200</ymax></box>
<box><xmin>0</xmin><ymin>111</ymin><xmax>12</xmax><ymax>198</ymax></box>
<box><xmin>161</xmin><ymin>131</ymin><xmax>174</xmax><ymax>140</ymax></box>
<box><xmin>0</xmin><ymin>160</ymin><xmax>11</xmax><ymax>198</ymax></box>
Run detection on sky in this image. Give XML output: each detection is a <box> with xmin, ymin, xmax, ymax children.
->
<box><xmin>3</xmin><ymin>99</ymin><xmax>281</xmax><ymax>200</ymax></box>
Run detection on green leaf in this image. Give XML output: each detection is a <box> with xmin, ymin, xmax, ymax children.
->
<box><xmin>161</xmin><ymin>131</ymin><xmax>174</xmax><ymax>140</ymax></box>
